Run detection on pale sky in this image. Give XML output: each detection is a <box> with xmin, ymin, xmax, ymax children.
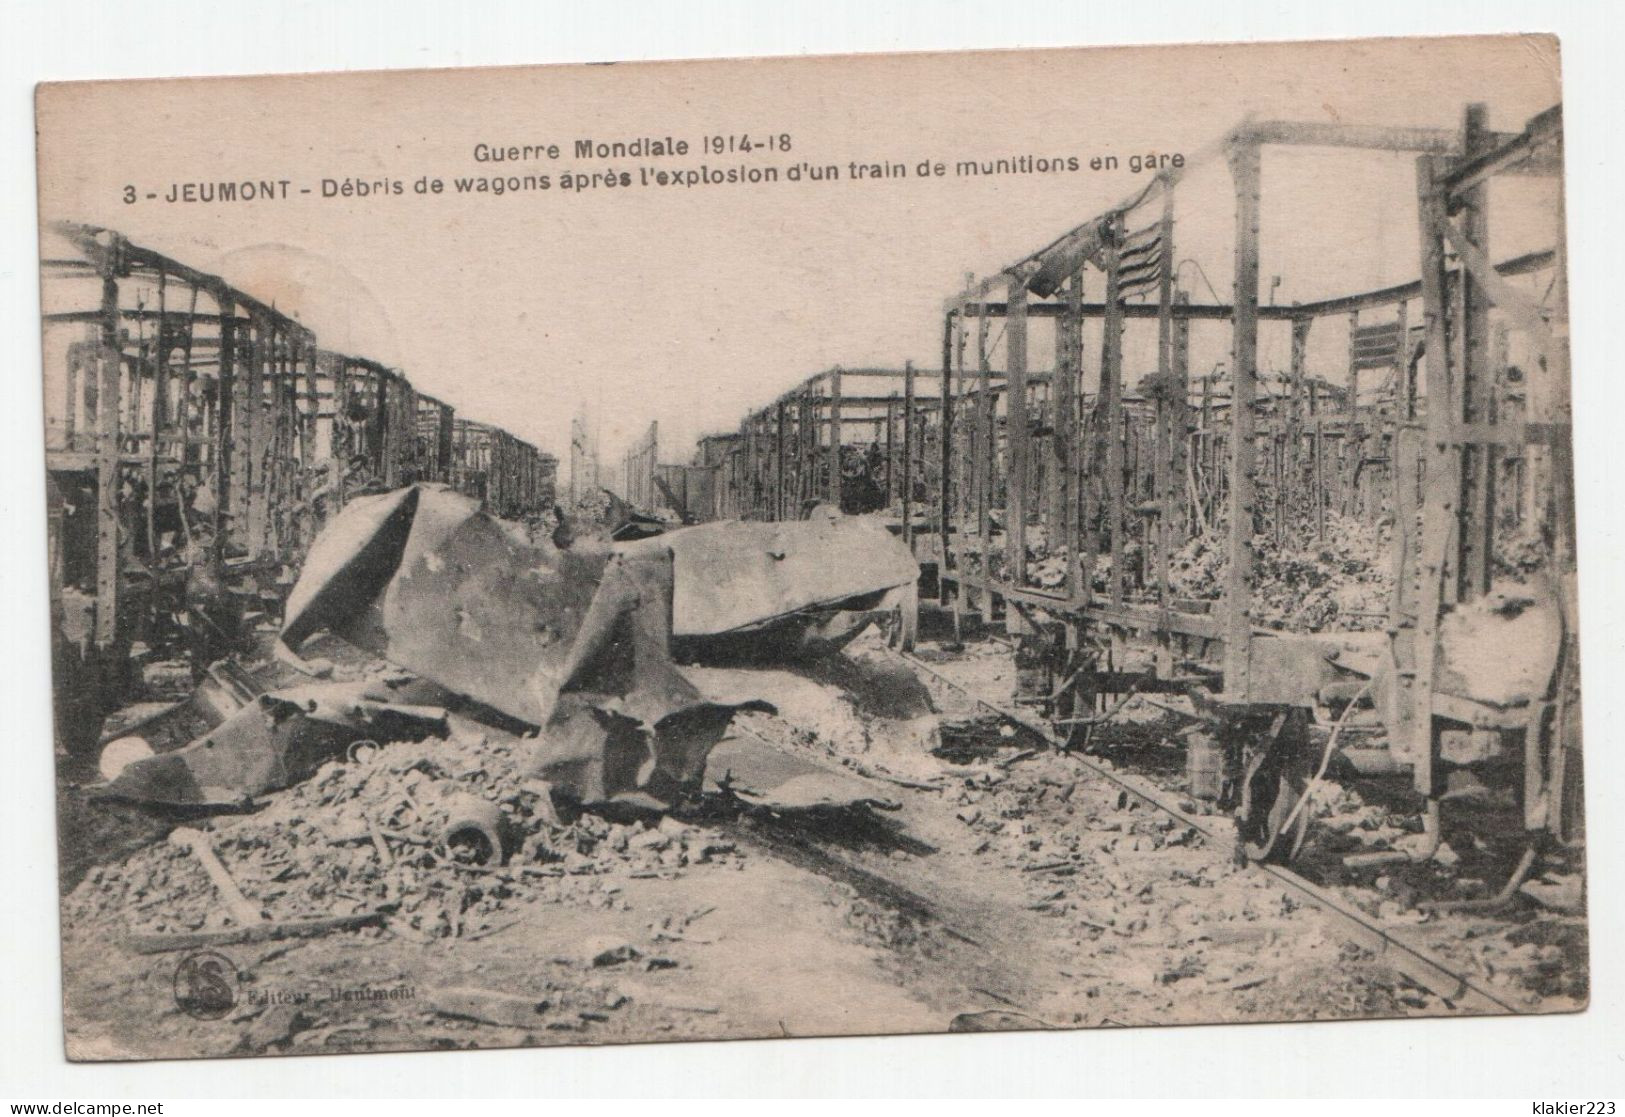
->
<box><xmin>36</xmin><ymin>35</ymin><xmax>1562</xmax><ymax>478</ymax></box>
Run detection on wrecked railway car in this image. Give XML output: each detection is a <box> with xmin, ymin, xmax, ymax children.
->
<box><xmin>40</xmin><ymin>223</ymin><xmax>557</xmax><ymax>750</ymax></box>
<box><xmin>697</xmin><ymin>104</ymin><xmax>1579</xmax><ymax>886</ymax></box>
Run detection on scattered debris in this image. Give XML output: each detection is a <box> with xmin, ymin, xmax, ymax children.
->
<box><xmin>126</xmin><ymin>912</ymin><xmax>385</xmax><ymax>955</ymax></box>
<box><xmin>440</xmin><ymin>793</ymin><xmax>509</xmax><ymax>867</ymax></box>
<box><xmin>1169</xmin><ymin>514</ymin><xmax>1394</xmax><ymax>632</ymax></box>
<box><xmin>64</xmin><ymin>721</ymin><xmax>754</xmax><ymax>946</ymax></box>
<box><xmin>589</xmin><ymin>941</ymin><xmax>643</xmax><ymax>968</ymax></box>
<box><xmin>168</xmin><ymin>826</ymin><xmax>265</xmax><ymax>926</ymax></box>
<box><xmin>94</xmin><ymin>682</ymin><xmax>448</xmax><ymax>809</ymax></box>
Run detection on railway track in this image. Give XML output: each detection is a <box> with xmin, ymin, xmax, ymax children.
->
<box><xmin>891</xmin><ymin>645</ymin><xmax>1528</xmax><ymax>1016</ymax></box>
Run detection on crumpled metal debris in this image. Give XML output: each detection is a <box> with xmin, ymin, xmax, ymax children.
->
<box><xmin>276</xmin><ymin>486</ymin><xmax>920</xmax><ymax>810</ymax></box>
<box><xmin>94</xmin><ymin>681</ymin><xmax>449</xmax><ymax>808</ymax></box>
<box><xmin>280</xmin><ymin>485</ymin><xmax>773</xmax><ymax>810</ymax></box>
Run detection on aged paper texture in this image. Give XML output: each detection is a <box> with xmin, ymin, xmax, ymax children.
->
<box><xmin>35</xmin><ymin>35</ymin><xmax>1582</xmax><ymax>1061</ymax></box>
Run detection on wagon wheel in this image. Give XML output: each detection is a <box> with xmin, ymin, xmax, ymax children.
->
<box><xmin>1235</xmin><ymin>709</ymin><xmax>1314</xmax><ymax>865</ymax></box>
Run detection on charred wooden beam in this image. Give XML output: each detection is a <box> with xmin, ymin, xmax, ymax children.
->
<box><xmin>828</xmin><ymin>367</ymin><xmax>843</xmax><ymax>507</ymax></box>
<box><xmin>1440</xmin><ymin>105</ymin><xmax>1563</xmax><ymax>196</ymax></box>
<box><xmin>1101</xmin><ymin>220</ymin><xmax>1126</xmax><ymax>611</ymax></box>
<box><xmin>939</xmin><ymin>315</ymin><xmax>954</xmax><ymax>580</ymax></box>
<box><xmin>1222</xmin><ymin>138</ymin><xmax>1262</xmax><ymax>701</ymax></box>
<box><xmin>1231</xmin><ymin>120</ymin><xmax>1460</xmax><ymax>154</ymax></box>
<box><xmin>960</xmin><ymin>300</ymin><xmax>1299</xmax><ymax>321</ymax></box>
<box><xmin>1005</xmin><ymin>276</ymin><xmax>1029</xmax><ymax>585</ymax></box>
<box><xmin>1292</xmin><ymin>249</ymin><xmax>1555</xmax><ymax>318</ymax></box>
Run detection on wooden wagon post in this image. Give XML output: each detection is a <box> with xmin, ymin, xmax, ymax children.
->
<box><xmin>1287</xmin><ymin>316</ymin><xmax>1311</xmax><ymax>535</ymax></box>
<box><xmin>1457</xmin><ymin>103</ymin><xmax>1497</xmax><ymax>600</ymax></box>
<box><xmin>977</xmin><ymin>310</ymin><xmax>993</xmax><ymax>580</ymax></box>
<box><xmin>1154</xmin><ymin>190</ymin><xmax>1176</xmax><ymax>672</ymax></box>
<box><xmin>939</xmin><ymin>314</ymin><xmax>954</xmax><ymax>599</ymax></box>
<box><xmin>231</xmin><ymin>313</ymin><xmax>259</xmax><ymax>559</ymax></box>
<box><xmin>902</xmin><ymin>360</ymin><xmax>915</xmax><ymax>548</ymax></box>
<box><xmin>1223</xmin><ymin>135</ymin><xmax>1262</xmax><ymax>702</ymax></box>
<box><xmin>1171</xmin><ymin>292</ymin><xmax>1192</xmax><ymax>545</ymax></box>
<box><xmin>1388</xmin><ymin>293</ymin><xmax>1421</xmax><ymax>749</ymax></box>
<box><xmin>828</xmin><ymin>366</ymin><xmax>843</xmax><ymax>509</ymax></box>
<box><xmin>775</xmin><ymin>400</ymin><xmax>788</xmax><ymax>521</ymax></box>
<box><xmin>1100</xmin><ymin>216</ymin><xmax>1125</xmax><ymax>612</ymax></box>
<box><xmin>1058</xmin><ymin>270</ymin><xmax>1083</xmax><ymax>602</ymax></box>
<box><xmin>94</xmin><ymin>236</ymin><xmax>123</xmax><ymax>650</ymax></box>
<box><xmin>1409</xmin><ymin>152</ymin><xmax>1456</xmax><ymax>800</ymax></box>
<box><xmin>1005</xmin><ymin>274</ymin><xmax>1030</xmax><ymax>585</ymax></box>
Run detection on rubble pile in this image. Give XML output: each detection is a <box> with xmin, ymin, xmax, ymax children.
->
<box><xmin>970</xmin><ymin>514</ymin><xmax>1394</xmax><ymax>630</ymax></box>
<box><xmin>63</xmin><ymin>722</ymin><xmax>746</xmax><ymax>945</ymax></box>
<box><xmin>568</xmin><ymin>487</ymin><xmax>618</xmax><ymax>525</ymax></box>
<box><xmin>971</xmin><ymin>526</ymin><xmax>1121</xmax><ymax>595</ymax></box>
<box><xmin>1168</xmin><ymin>513</ymin><xmax>1394</xmax><ymax>631</ymax></box>
<box><xmin>937</xmin><ymin>745</ymin><xmax>1428</xmax><ymax>1021</ymax></box>
<box><xmin>1310</xmin><ymin>785</ymin><xmax>1412</xmax><ymax>853</ymax></box>
<box><xmin>1494</xmin><ymin>527</ymin><xmax>1551</xmax><ymax>581</ymax></box>
<box><xmin>966</xmin><ymin>508</ymin><xmax>1396</xmax><ymax>630</ymax></box>
<box><xmin>1253</xmin><ymin>515</ymin><xmax>1393</xmax><ymax>630</ymax></box>
<box><xmin>1423</xmin><ymin>921</ymin><xmax>1588</xmax><ymax>1005</ymax></box>
<box><xmin>1167</xmin><ymin>533</ymin><xmax>1225</xmax><ymax>601</ymax></box>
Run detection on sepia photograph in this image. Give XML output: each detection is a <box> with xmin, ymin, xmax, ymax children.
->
<box><xmin>31</xmin><ymin>32</ymin><xmax>1585</xmax><ymax>1067</ymax></box>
